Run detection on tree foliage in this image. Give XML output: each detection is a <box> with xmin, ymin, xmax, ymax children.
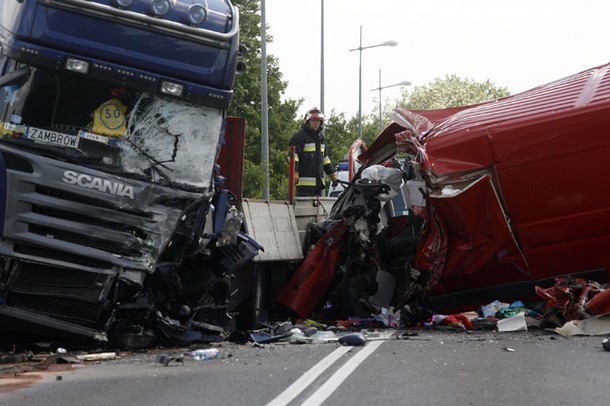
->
<box><xmin>324</xmin><ymin>111</ymin><xmax>379</xmax><ymax>162</ymax></box>
<box><xmin>399</xmin><ymin>74</ymin><xmax>509</xmax><ymax>110</ymax></box>
<box><xmin>228</xmin><ymin>0</ymin><xmax>301</xmax><ymax>200</ymax></box>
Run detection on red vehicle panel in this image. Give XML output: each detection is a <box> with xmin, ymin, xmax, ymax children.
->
<box><xmin>373</xmin><ymin>62</ymin><xmax>610</xmax><ymax>308</ymax></box>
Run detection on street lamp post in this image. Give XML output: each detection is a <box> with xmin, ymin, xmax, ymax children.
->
<box><xmin>349</xmin><ymin>26</ymin><xmax>397</xmax><ymax>139</ymax></box>
<box><xmin>260</xmin><ymin>0</ymin><xmax>269</xmax><ymax>200</ymax></box>
<box><xmin>372</xmin><ymin>69</ymin><xmax>411</xmax><ymax>132</ymax></box>
<box><xmin>320</xmin><ymin>0</ymin><xmax>325</xmax><ymax>111</ymax></box>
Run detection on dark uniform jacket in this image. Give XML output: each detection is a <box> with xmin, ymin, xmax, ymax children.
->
<box><xmin>289</xmin><ymin>126</ymin><xmax>334</xmax><ymax>194</ymax></box>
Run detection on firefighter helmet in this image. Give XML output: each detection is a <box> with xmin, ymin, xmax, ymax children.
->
<box><xmin>304</xmin><ymin>107</ymin><xmax>324</xmax><ymax>123</ymax></box>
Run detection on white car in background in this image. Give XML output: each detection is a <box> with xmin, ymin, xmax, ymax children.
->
<box><xmin>329</xmin><ymin>160</ymin><xmax>350</xmax><ymax>197</ymax></box>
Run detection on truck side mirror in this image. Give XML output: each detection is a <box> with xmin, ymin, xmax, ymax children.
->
<box><xmin>236</xmin><ymin>44</ymin><xmax>247</xmax><ymax>75</ymax></box>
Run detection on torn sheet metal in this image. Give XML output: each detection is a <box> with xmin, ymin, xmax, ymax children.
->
<box><xmin>274</xmin><ymin>220</ymin><xmax>349</xmax><ymax>318</ymax></box>
<box><xmin>535</xmin><ymin>277</ymin><xmax>606</xmax><ymax>321</ymax></box>
<box><xmin>586</xmin><ymin>289</ymin><xmax>610</xmax><ymax>315</ymax></box>
<box><xmin>418</xmin><ymin>174</ymin><xmax>529</xmax><ymax>297</ymax></box>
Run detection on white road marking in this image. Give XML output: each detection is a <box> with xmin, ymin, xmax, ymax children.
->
<box><xmin>267</xmin><ymin>340</ymin><xmax>385</xmax><ymax>406</ymax></box>
<box><xmin>266</xmin><ymin>345</ymin><xmax>352</xmax><ymax>406</ymax></box>
<box><xmin>300</xmin><ymin>340</ymin><xmax>385</xmax><ymax>406</ymax></box>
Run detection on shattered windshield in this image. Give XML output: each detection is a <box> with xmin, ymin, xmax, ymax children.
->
<box><xmin>0</xmin><ymin>66</ymin><xmax>222</xmax><ymax>189</ymax></box>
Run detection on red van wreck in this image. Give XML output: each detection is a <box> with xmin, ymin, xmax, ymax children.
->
<box><xmin>362</xmin><ymin>61</ymin><xmax>610</xmax><ymax>312</ymax></box>
<box><xmin>276</xmin><ymin>62</ymin><xmax>610</xmax><ymax>322</ymax></box>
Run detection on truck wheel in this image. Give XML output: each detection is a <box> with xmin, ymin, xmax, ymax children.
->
<box><xmin>235</xmin><ymin>263</ymin><xmax>269</xmax><ymax>330</ymax></box>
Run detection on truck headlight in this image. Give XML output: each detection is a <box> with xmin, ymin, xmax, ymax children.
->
<box><xmin>114</xmin><ymin>0</ymin><xmax>133</xmax><ymax>7</ymax></box>
<box><xmin>187</xmin><ymin>4</ymin><xmax>207</xmax><ymax>25</ymax></box>
<box><xmin>65</xmin><ymin>58</ymin><xmax>89</xmax><ymax>74</ymax></box>
<box><xmin>150</xmin><ymin>0</ymin><xmax>170</xmax><ymax>16</ymax></box>
<box><xmin>160</xmin><ymin>81</ymin><xmax>184</xmax><ymax>97</ymax></box>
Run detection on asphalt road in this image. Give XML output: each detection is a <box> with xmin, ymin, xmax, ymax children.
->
<box><xmin>1</xmin><ymin>329</ymin><xmax>608</xmax><ymax>406</ymax></box>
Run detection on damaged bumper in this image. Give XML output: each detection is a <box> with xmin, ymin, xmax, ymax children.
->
<box><xmin>0</xmin><ymin>147</ymin><xmax>261</xmax><ymax>347</ymax></box>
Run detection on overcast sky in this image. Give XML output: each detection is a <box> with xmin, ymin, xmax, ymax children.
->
<box><xmin>264</xmin><ymin>0</ymin><xmax>609</xmax><ymax>119</ymax></box>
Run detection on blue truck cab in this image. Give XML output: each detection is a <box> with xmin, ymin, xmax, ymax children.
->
<box><xmin>0</xmin><ymin>0</ymin><xmax>258</xmax><ymax>347</ymax></box>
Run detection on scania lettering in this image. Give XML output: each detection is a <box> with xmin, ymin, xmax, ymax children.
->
<box><xmin>0</xmin><ymin>0</ymin><xmax>259</xmax><ymax>348</ymax></box>
<box><xmin>62</xmin><ymin>171</ymin><xmax>135</xmax><ymax>199</ymax></box>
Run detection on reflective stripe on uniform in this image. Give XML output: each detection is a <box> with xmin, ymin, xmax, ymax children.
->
<box><xmin>322</xmin><ymin>156</ymin><xmax>331</xmax><ymax>165</ymax></box>
<box><xmin>303</xmin><ymin>142</ymin><xmax>326</xmax><ymax>153</ymax></box>
<box><xmin>303</xmin><ymin>142</ymin><xmax>316</xmax><ymax>152</ymax></box>
<box><xmin>297</xmin><ymin>176</ymin><xmax>317</xmax><ymax>186</ymax></box>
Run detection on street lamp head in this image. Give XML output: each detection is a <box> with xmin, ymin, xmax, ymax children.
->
<box><xmin>373</xmin><ymin>74</ymin><xmax>411</xmax><ymax>133</ymax></box>
<box><xmin>371</xmin><ymin>80</ymin><xmax>412</xmax><ymax>92</ymax></box>
<box><xmin>380</xmin><ymin>40</ymin><xmax>398</xmax><ymax>47</ymax></box>
<box><xmin>350</xmin><ymin>39</ymin><xmax>399</xmax><ymax>52</ymax></box>
<box><xmin>350</xmin><ymin>26</ymin><xmax>399</xmax><ymax>138</ymax></box>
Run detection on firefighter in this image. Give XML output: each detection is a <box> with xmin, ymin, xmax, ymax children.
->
<box><xmin>289</xmin><ymin>107</ymin><xmax>338</xmax><ymax>197</ymax></box>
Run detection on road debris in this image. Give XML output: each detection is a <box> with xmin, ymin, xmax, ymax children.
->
<box><xmin>497</xmin><ymin>313</ymin><xmax>528</xmax><ymax>333</ymax></box>
<box><xmin>190</xmin><ymin>348</ymin><xmax>221</xmax><ymax>360</ymax></box>
<box><xmin>75</xmin><ymin>352</ymin><xmax>118</xmax><ymax>362</ymax></box>
<box><xmin>156</xmin><ymin>353</ymin><xmax>185</xmax><ymax>366</ymax></box>
<box><xmin>338</xmin><ymin>333</ymin><xmax>367</xmax><ymax>346</ymax></box>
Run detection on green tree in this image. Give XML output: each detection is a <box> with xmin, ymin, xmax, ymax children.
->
<box><xmin>398</xmin><ymin>74</ymin><xmax>509</xmax><ymax>110</ymax></box>
<box><xmin>323</xmin><ymin>111</ymin><xmax>354</xmax><ymax>166</ymax></box>
<box><xmin>323</xmin><ymin>110</ymin><xmax>378</xmax><ymax>166</ymax></box>
<box><xmin>228</xmin><ymin>0</ymin><xmax>301</xmax><ymax>200</ymax></box>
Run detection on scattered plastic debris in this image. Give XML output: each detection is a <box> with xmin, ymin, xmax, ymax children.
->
<box><xmin>288</xmin><ymin>328</ymin><xmax>313</xmax><ymax>344</ymax></box>
<box><xmin>75</xmin><ymin>352</ymin><xmax>117</xmax><ymax>362</ymax></box>
<box><xmin>300</xmin><ymin>326</ymin><xmax>318</xmax><ymax>337</ymax></box>
<box><xmin>156</xmin><ymin>353</ymin><xmax>185</xmax><ymax>366</ymax></box>
<box><xmin>428</xmin><ymin>313</ymin><xmax>474</xmax><ymax>330</ymax></box>
<box><xmin>555</xmin><ymin>314</ymin><xmax>610</xmax><ymax>337</ymax></box>
<box><xmin>497</xmin><ymin>312</ymin><xmax>528</xmax><ymax>332</ymax></box>
<box><xmin>249</xmin><ymin>331</ymin><xmax>293</xmax><ymax>344</ymax></box>
<box><xmin>190</xmin><ymin>348</ymin><xmax>221</xmax><ymax>360</ymax></box>
<box><xmin>302</xmin><ymin>319</ymin><xmax>326</xmax><ymax>329</ymax></box>
<box><xmin>338</xmin><ymin>333</ymin><xmax>367</xmax><ymax>346</ymax></box>
<box><xmin>480</xmin><ymin>300</ymin><xmax>508</xmax><ymax>318</ymax></box>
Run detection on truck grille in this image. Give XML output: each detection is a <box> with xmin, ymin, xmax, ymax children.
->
<box><xmin>0</xmin><ymin>146</ymin><xmax>198</xmax><ymax>273</ymax></box>
<box><xmin>6</xmin><ymin>263</ymin><xmax>114</xmax><ymax>324</ymax></box>
<box><xmin>29</xmin><ymin>223</ymin><xmax>142</xmax><ymax>257</ymax></box>
<box><xmin>14</xmin><ymin>244</ymin><xmax>111</xmax><ymax>269</ymax></box>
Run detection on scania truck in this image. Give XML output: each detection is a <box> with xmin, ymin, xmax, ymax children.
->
<box><xmin>0</xmin><ymin>0</ymin><xmax>259</xmax><ymax>348</ymax></box>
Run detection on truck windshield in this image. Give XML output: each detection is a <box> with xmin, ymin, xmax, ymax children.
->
<box><xmin>0</xmin><ymin>66</ymin><xmax>222</xmax><ymax>190</ymax></box>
